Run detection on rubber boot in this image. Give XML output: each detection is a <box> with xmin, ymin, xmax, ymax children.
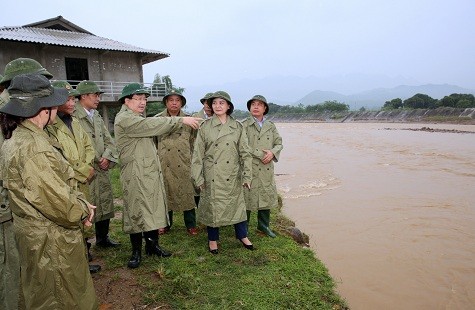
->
<box><xmin>95</xmin><ymin>219</ymin><xmax>120</xmax><ymax>247</ymax></box>
<box><xmin>127</xmin><ymin>233</ymin><xmax>142</xmax><ymax>269</ymax></box>
<box><xmin>86</xmin><ymin>239</ymin><xmax>93</xmax><ymax>262</ymax></box>
<box><xmin>144</xmin><ymin>230</ymin><xmax>172</xmax><ymax>257</ymax></box>
<box><xmin>246</xmin><ymin>210</ymin><xmax>251</xmax><ymax>224</ymax></box>
<box><xmin>257</xmin><ymin>209</ymin><xmax>276</xmax><ymax>238</ymax></box>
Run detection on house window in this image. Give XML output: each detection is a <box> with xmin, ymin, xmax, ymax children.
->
<box><xmin>65</xmin><ymin>58</ymin><xmax>89</xmax><ymax>86</ymax></box>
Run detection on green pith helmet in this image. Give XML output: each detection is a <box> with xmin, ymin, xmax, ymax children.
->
<box><xmin>209</xmin><ymin>90</ymin><xmax>234</xmax><ymax>115</ymax></box>
<box><xmin>163</xmin><ymin>90</ymin><xmax>186</xmax><ymax>107</ymax></box>
<box><xmin>0</xmin><ymin>58</ymin><xmax>53</xmax><ymax>86</ymax></box>
<box><xmin>200</xmin><ymin>92</ymin><xmax>214</xmax><ymax>104</ymax></box>
<box><xmin>119</xmin><ymin>83</ymin><xmax>150</xmax><ymax>102</ymax></box>
<box><xmin>247</xmin><ymin>95</ymin><xmax>269</xmax><ymax>115</ymax></box>
<box><xmin>76</xmin><ymin>80</ymin><xmax>104</xmax><ymax>96</ymax></box>
<box><xmin>51</xmin><ymin>80</ymin><xmax>79</xmax><ymax>97</ymax></box>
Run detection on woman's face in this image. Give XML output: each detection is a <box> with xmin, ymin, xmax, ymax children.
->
<box><xmin>212</xmin><ymin>98</ymin><xmax>229</xmax><ymax>116</ymax></box>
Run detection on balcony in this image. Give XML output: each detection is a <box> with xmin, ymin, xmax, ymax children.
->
<box><xmin>68</xmin><ymin>80</ymin><xmax>169</xmax><ymax>103</ymax></box>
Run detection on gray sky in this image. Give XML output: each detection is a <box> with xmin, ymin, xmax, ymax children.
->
<box><xmin>2</xmin><ymin>0</ymin><xmax>475</xmax><ymax>109</ymax></box>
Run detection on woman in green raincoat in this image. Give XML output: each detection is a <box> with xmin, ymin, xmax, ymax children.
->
<box><xmin>0</xmin><ymin>74</ymin><xmax>98</xmax><ymax>309</ymax></box>
<box><xmin>191</xmin><ymin>91</ymin><xmax>254</xmax><ymax>254</ymax></box>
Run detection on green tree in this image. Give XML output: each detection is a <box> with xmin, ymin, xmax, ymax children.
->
<box><xmin>403</xmin><ymin>93</ymin><xmax>437</xmax><ymax>109</ymax></box>
<box><xmin>382</xmin><ymin>98</ymin><xmax>403</xmax><ymax>110</ymax></box>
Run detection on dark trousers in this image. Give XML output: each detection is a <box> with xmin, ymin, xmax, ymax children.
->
<box><xmin>206</xmin><ymin>221</ymin><xmax>248</xmax><ymax>241</ymax></box>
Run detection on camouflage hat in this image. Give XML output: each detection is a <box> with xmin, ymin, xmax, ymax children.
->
<box><xmin>163</xmin><ymin>90</ymin><xmax>186</xmax><ymax>107</ymax></box>
<box><xmin>247</xmin><ymin>95</ymin><xmax>269</xmax><ymax>115</ymax></box>
<box><xmin>76</xmin><ymin>80</ymin><xmax>104</xmax><ymax>96</ymax></box>
<box><xmin>0</xmin><ymin>74</ymin><xmax>68</xmax><ymax>118</ymax></box>
<box><xmin>0</xmin><ymin>58</ymin><xmax>53</xmax><ymax>86</ymax></box>
<box><xmin>119</xmin><ymin>83</ymin><xmax>150</xmax><ymax>102</ymax></box>
<box><xmin>51</xmin><ymin>80</ymin><xmax>79</xmax><ymax>97</ymax></box>
<box><xmin>209</xmin><ymin>91</ymin><xmax>234</xmax><ymax>115</ymax></box>
<box><xmin>200</xmin><ymin>92</ymin><xmax>214</xmax><ymax>104</ymax></box>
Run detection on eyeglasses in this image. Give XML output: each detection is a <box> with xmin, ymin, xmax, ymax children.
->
<box><xmin>132</xmin><ymin>97</ymin><xmax>147</xmax><ymax>102</ymax></box>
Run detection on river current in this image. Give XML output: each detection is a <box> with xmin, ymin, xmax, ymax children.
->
<box><xmin>274</xmin><ymin>122</ymin><xmax>475</xmax><ymax>309</ymax></box>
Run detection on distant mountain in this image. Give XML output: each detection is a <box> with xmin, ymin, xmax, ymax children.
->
<box><xmin>181</xmin><ymin>75</ymin><xmax>474</xmax><ymax>112</ymax></box>
<box><xmin>297</xmin><ymin>84</ymin><xmax>475</xmax><ymax>109</ymax></box>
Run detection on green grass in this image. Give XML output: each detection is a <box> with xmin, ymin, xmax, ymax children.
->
<box><xmin>105</xmin><ymin>167</ymin><xmax>348</xmax><ymax>309</ymax></box>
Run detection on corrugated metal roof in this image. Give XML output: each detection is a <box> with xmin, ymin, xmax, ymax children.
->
<box><xmin>0</xmin><ymin>26</ymin><xmax>169</xmax><ymax>64</ymax></box>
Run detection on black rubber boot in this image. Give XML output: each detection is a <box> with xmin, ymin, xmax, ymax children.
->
<box><xmin>246</xmin><ymin>210</ymin><xmax>251</xmax><ymax>224</ymax></box>
<box><xmin>127</xmin><ymin>233</ymin><xmax>142</xmax><ymax>269</ymax></box>
<box><xmin>95</xmin><ymin>219</ymin><xmax>120</xmax><ymax>247</ymax></box>
<box><xmin>144</xmin><ymin>230</ymin><xmax>172</xmax><ymax>257</ymax></box>
<box><xmin>257</xmin><ymin>209</ymin><xmax>276</xmax><ymax>238</ymax></box>
<box><xmin>86</xmin><ymin>239</ymin><xmax>93</xmax><ymax>262</ymax></box>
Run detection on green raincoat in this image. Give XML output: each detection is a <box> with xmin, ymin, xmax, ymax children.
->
<box><xmin>114</xmin><ymin>105</ymin><xmax>183</xmax><ymax>233</ymax></box>
<box><xmin>0</xmin><ymin>126</ymin><xmax>22</xmax><ymax>309</ymax></box>
<box><xmin>1</xmin><ymin>120</ymin><xmax>98</xmax><ymax>309</ymax></box>
<box><xmin>191</xmin><ymin>116</ymin><xmax>252</xmax><ymax>227</ymax></box>
<box><xmin>156</xmin><ymin>110</ymin><xmax>196</xmax><ymax>212</ymax></box>
<box><xmin>241</xmin><ymin>117</ymin><xmax>283</xmax><ymax>211</ymax></box>
<box><xmin>46</xmin><ymin>114</ymin><xmax>95</xmax><ymax>200</ymax></box>
<box><xmin>73</xmin><ymin>104</ymin><xmax>118</xmax><ymax>222</ymax></box>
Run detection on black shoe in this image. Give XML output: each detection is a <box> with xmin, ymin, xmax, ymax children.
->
<box><xmin>240</xmin><ymin>239</ymin><xmax>254</xmax><ymax>251</ymax></box>
<box><xmin>209</xmin><ymin>248</ymin><xmax>219</xmax><ymax>255</ymax></box>
<box><xmin>127</xmin><ymin>250</ymin><xmax>141</xmax><ymax>269</ymax></box>
<box><xmin>89</xmin><ymin>264</ymin><xmax>101</xmax><ymax>273</ymax></box>
<box><xmin>96</xmin><ymin>237</ymin><xmax>121</xmax><ymax>248</ymax></box>
<box><xmin>145</xmin><ymin>238</ymin><xmax>172</xmax><ymax>257</ymax></box>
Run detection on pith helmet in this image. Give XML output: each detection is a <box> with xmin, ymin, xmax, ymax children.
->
<box><xmin>0</xmin><ymin>74</ymin><xmax>68</xmax><ymax>118</ymax></box>
<box><xmin>0</xmin><ymin>58</ymin><xmax>53</xmax><ymax>86</ymax></box>
<box><xmin>200</xmin><ymin>92</ymin><xmax>214</xmax><ymax>104</ymax></box>
<box><xmin>247</xmin><ymin>95</ymin><xmax>269</xmax><ymax>115</ymax></box>
<box><xmin>51</xmin><ymin>80</ymin><xmax>79</xmax><ymax>97</ymax></box>
<box><xmin>76</xmin><ymin>80</ymin><xmax>104</xmax><ymax>96</ymax></box>
<box><xmin>209</xmin><ymin>91</ymin><xmax>234</xmax><ymax>115</ymax></box>
<box><xmin>119</xmin><ymin>83</ymin><xmax>150</xmax><ymax>102</ymax></box>
<box><xmin>163</xmin><ymin>90</ymin><xmax>186</xmax><ymax>107</ymax></box>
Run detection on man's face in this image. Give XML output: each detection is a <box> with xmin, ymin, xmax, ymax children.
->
<box><xmin>125</xmin><ymin>94</ymin><xmax>147</xmax><ymax>114</ymax></box>
<box><xmin>166</xmin><ymin>95</ymin><xmax>183</xmax><ymax>115</ymax></box>
<box><xmin>58</xmin><ymin>96</ymin><xmax>76</xmax><ymax>115</ymax></box>
<box><xmin>80</xmin><ymin>93</ymin><xmax>101</xmax><ymax>110</ymax></box>
<box><xmin>203</xmin><ymin>100</ymin><xmax>213</xmax><ymax>117</ymax></box>
<box><xmin>250</xmin><ymin>100</ymin><xmax>266</xmax><ymax>118</ymax></box>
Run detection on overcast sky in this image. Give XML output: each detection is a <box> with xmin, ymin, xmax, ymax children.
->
<box><xmin>2</xmin><ymin>0</ymin><xmax>475</xmax><ymax>108</ymax></box>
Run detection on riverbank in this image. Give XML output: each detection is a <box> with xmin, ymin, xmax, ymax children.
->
<box><xmin>268</xmin><ymin>107</ymin><xmax>475</xmax><ymax>124</ymax></box>
<box><xmin>90</xmin><ymin>169</ymin><xmax>348</xmax><ymax>309</ymax></box>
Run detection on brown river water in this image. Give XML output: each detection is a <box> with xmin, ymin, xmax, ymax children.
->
<box><xmin>274</xmin><ymin>122</ymin><xmax>475</xmax><ymax>310</ymax></box>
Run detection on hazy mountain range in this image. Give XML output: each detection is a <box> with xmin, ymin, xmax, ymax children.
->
<box><xmin>184</xmin><ymin>74</ymin><xmax>475</xmax><ymax>111</ymax></box>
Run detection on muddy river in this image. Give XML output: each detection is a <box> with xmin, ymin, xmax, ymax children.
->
<box><xmin>274</xmin><ymin>122</ymin><xmax>475</xmax><ymax>309</ymax></box>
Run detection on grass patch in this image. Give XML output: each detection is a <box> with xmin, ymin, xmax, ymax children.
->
<box><xmin>104</xmin><ymin>167</ymin><xmax>347</xmax><ymax>309</ymax></box>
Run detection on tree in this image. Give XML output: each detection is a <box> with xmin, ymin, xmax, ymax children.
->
<box><xmin>382</xmin><ymin>98</ymin><xmax>403</xmax><ymax>110</ymax></box>
<box><xmin>403</xmin><ymin>93</ymin><xmax>437</xmax><ymax>109</ymax></box>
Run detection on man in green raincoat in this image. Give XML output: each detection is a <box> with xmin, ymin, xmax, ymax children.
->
<box><xmin>156</xmin><ymin>91</ymin><xmax>198</xmax><ymax>235</ymax></box>
<box><xmin>242</xmin><ymin>95</ymin><xmax>283</xmax><ymax>238</ymax></box>
<box><xmin>114</xmin><ymin>83</ymin><xmax>201</xmax><ymax>268</ymax></box>
<box><xmin>74</xmin><ymin>81</ymin><xmax>120</xmax><ymax>248</ymax></box>
<box><xmin>46</xmin><ymin>81</ymin><xmax>101</xmax><ymax>273</ymax></box>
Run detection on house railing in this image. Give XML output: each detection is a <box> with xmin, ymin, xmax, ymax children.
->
<box><xmin>66</xmin><ymin>80</ymin><xmax>168</xmax><ymax>102</ymax></box>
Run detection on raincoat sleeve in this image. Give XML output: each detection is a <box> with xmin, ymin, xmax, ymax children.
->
<box><xmin>239</xmin><ymin>127</ymin><xmax>252</xmax><ymax>184</ymax></box>
<box><xmin>270</xmin><ymin>124</ymin><xmax>283</xmax><ymax>162</ymax></box>
<box><xmin>75</xmin><ymin>126</ymin><xmax>95</xmax><ymax>182</ymax></box>
<box><xmin>101</xmin><ymin>121</ymin><xmax>119</xmax><ymax>164</ymax></box>
<box><xmin>121</xmin><ymin>115</ymin><xmax>183</xmax><ymax>138</ymax></box>
<box><xmin>22</xmin><ymin>152</ymin><xmax>89</xmax><ymax>228</ymax></box>
<box><xmin>191</xmin><ymin>127</ymin><xmax>205</xmax><ymax>188</ymax></box>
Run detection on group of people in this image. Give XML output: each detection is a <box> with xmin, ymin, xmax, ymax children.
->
<box><xmin>0</xmin><ymin>57</ymin><xmax>283</xmax><ymax>309</ymax></box>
